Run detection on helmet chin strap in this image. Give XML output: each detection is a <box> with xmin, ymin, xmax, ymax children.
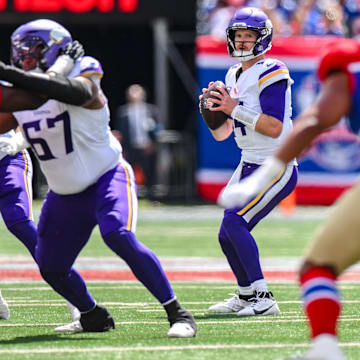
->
<box><xmin>233</xmin><ymin>44</ymin><xmax>257</xmax><ymax>61</ymax></box>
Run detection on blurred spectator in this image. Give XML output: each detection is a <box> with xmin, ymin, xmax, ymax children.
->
<box><xmin>290</xmin><ymin>0</ymin><xmax>344</xmax><ymax>36</ymax></box>
<box><xmin>208</xmin><ymin>0</ymin><xmax>247</xmax><ymax>40</ymax></box>
<box><xmin>198</xmin><ymin>0</ymin><xmax>348</xmax><ymax>38</ymax></box>
<box><xmin>113</xmin><ymin>84</ymin><xmax>160</xmax><ymax>199</ymax></box>
<box><xmin>197</xmin><ymin>0</ymin><xmax>219</xmax><ymax>35</ymax></box>
<box><xmin>351</xmin><ymin>15</ymin><xmax>360</xmax><ymax>39</ymax></box>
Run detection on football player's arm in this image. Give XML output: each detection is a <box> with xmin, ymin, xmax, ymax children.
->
<box><xmin>208</xmin><ymin>84</ymin><xmax>283</xmax><ymax>138</ymax></box>
<box><xmin>0</xmin><ymin>112</ymin><xmax>18</xmax><ymax>133</ymax></box>
<box><xmin>0</xmin><ymin>85</ymin><xmax>45</xmax><ymax>113</ymax></box>
<box><xmin>0</xmin><ymin>62</ymin><xmax>93</xmax><ymax>107</ymax></box>
<box><xmin>210</xmin><ymin>118</ymin><xmax>234</xmax><ymax>141</ymax></box>
<box><xmin>275</xmin><ymin>71</ymin><xmax>350</xmax><ymax>164</ymax></box>
<box><xmin>72</xmin><ymin>75</ymin><xmax>105</xmax><ymax>110</ymax></box>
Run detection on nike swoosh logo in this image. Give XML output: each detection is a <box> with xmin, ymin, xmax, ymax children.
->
<box><xmin>253</xmin><ymin>304</ymin><xmax>275</xmax><ymax>315</ymax></box>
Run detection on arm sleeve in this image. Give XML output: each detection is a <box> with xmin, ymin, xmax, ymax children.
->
<box><xmin>0</xmin><ymin>66</ymin><xmax>92</xmax><ymax>106</ymax></box>
<box><xmin>259</xmin><ymin>79</ymin><xmax>287</xmax><ymax>122</ymax></box>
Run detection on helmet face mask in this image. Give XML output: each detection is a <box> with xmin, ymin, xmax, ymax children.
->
<box><xmin>11</xmin><ymin>36</ymin><xmax>48</xmax><ymax>71</ymax></box>
<box><xmin>226</xmin><ymin>7</ymin><xmax>273</xmax><ymax>61</ymax></box>
<box><xmin>10</xmin><ymin>19</ymin><xmax>72</xmax><ymax>71</ymax></box>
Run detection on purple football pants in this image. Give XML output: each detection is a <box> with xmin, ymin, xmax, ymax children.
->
<box><xmin>219</xmin><ymin>162</ymin><xmax>298</xmax><ymax>287</ymax></box>
<box><xmin>0</xmin><ymin>151</ymin><xmax>37</xmax><ymax>258</ymax></box>
<box><xmin>36</xmin><ymin>161</ymin><xmax>175</xmax><ymax>312</ymax></box>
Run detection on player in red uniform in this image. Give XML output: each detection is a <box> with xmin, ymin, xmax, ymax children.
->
<box><xmin>218</xmin><ymin>39</ymin><xmax>360</xmax><ymax>359</ymax></box>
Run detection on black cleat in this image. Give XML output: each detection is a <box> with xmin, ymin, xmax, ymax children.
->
<box><xmin>54</xmin><ymin>305</ymin><xmax>115</xmax><ymax>333</ymax></box>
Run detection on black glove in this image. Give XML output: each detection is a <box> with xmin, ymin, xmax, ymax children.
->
<box><xmin>63</xmin><ymin>40</ymin><xmax>85</xmax><ymax>62</ymax></box>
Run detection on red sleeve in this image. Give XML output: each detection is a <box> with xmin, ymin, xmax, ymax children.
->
<box><xmin>0</xmin><ymin>86</ymin><xmax>2</xmax><ymax>109</ymax></box>
<box><xmin>318</xmin><ymin>39</ymin><xmax>360</xmax><ymax>93</ymax></box>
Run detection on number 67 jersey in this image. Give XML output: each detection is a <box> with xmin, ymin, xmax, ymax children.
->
<box><xmin>13</xmin><ymin>56</ymin><xmax>122</xmax><ymax>195</ymax></box>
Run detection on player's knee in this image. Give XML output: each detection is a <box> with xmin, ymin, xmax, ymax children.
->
<box><xmin>103</xmin><ymin>230</ymin><xmax>137</xmax><ymax>254</ymax></box>
<box><xmin>98</xmin><ymin>214</ymin><xmax>126</xmax><ymax>238</ymax></box>
<box><xmin>39</xmin><ymin>270</ymin><xmax>69</xmax><ymax>285</ymax></box>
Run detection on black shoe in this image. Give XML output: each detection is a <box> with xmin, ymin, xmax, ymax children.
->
<box><xmin>167</xmin><ymin>307</ymin><xmax>197</xmax><ymax>338</ymax></box>
<box><xmin>80</xmin><ymin>305</ymin><xmax>115</xmax><ymax>332</ymax></box>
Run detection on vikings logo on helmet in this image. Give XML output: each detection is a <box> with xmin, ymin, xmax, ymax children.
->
<box><xmin>10</xmin><ymin>19</ymin><xmax>72</xmax><ymax>71</ymax></box>
<box><xmin>226</xmin><ymin>7</ymin><xmax>273</xmax><ymax>61</ymax></box>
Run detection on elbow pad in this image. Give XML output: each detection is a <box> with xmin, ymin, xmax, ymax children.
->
<box><xmin>0</xmin><ymin>64</ymin><xmax>93</xmax><ymax>106</ymax></box>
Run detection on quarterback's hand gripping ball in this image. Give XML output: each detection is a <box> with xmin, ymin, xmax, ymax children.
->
<box><xmin>200</xmin><ymin>81</ymin><xmax>229</xmax><ymax>130</ymax></box>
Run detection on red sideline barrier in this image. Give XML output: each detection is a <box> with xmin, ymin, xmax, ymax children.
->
<box><xmin>196</xmin><ymin>35</ymin><xmax>340</xmax><ymax>57</ymax></box>
<box><xmin>197</xmin><ymin>183</ymin><xmax>349</xmax><ymax>205</ymax></box>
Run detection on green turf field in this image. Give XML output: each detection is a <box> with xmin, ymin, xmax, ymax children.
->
<box><xmin>0</xmin><ymin>201</ymin><xmax>320</xmax><ymax>258</ymax></box>
<box><xmin>0</xmin><ymin>202</ymin><xmax>358</xmax><ymax>359</ymax></box>
<box><xmin>0</xmin><ymin>282</ymin><xmax>359</xmax><ymax>359</ymax></box>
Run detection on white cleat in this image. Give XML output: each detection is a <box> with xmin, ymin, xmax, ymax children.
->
<box><xmin>54</xmin><ymin>320</ymin><xmax>84</xmax><ymax>333</ymax></box>
<box><xmin>167</xmin><ymin>322</ymin><xmax>197</xmax><ymax>338</ymax></box>
<box><xmin>0</xmin><ymin>291</ymin><xmax>10</xmax><ymax>320</ymax></box>
<box><xmin>207</xmin><ymin>291</ymin><xmax>253</xmax><ymax>313</ymax></box>
<box><xmin>66</xmin><ymin>301</ymin><xmax>81</xmax><ymax>321</ymax></box>
<box><xmin>237</xmin><ymin>291</ymin><xmax>280</xmax><ymax>317</ymax></box>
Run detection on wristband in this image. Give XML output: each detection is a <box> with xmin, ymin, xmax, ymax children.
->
<box><xmin>231</xmin><ymin>104</ymin><xmax>261</xmax><ymax>130</ymax></box>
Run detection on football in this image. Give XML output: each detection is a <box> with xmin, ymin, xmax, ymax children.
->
<box><xmin>200</xmin><ymin>81</ymin><xmax>229</xmax><ymax>130</ymax></box>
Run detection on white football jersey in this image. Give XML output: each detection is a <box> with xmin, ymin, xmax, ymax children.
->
<box><xmin>225</xmin><ymin>57</ymin><xmax>295</xmax><ymax>165</ymax></box>
<box><xmin>13</xmin><ymin>56</ymin><xmax>122</xmax><ymax>195</ymax></box>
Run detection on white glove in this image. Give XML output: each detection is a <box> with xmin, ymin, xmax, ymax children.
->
<box><xmin>0</xmin><ymin>132</ymin><xmax>30</xmax><ymax>155</ymax></box>
<box><xmin>217</xmin><ymin>157</ymin><xmax>286</xmax><ymax>208</ymax></box>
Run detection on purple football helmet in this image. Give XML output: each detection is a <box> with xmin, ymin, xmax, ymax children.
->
<box><xmin>11</xmin><ymin>19</ymin><xmax>72</xmax><ymax>71</ymax></box>
<box><xmin>226</xmin><ymin>7</ymin><xmax>273</xmax><ymax>61</ymax></box>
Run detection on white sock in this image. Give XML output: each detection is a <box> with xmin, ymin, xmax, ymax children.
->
<box><xmin>252</xmin><ymin>279</ymin><xmax>268</xmax><ymax>293</ymax></box>
<box><xmin>238</xmin><ymin>285</ymin><xmax>254</xmax><ymax>296</ymax></box>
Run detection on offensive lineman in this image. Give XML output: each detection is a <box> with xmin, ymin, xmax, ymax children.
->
<box><xmin>0</xmin><ymin>40</ymin><xmax>86</xmax><ymax>322</ymax></box>
<box><xmin>218</xmin><ymin>38</ymin><xmax>360</xmax><ymax>360</ymax></box>
<box><xmin>0</xmin><ymin>19</ymin><xmax>196</xmax><ymax>337</ymax></box>
<box><xmin>199</xmin><ymin>7</ymin><xmax>297</xmax><ymax>317</ymax></box>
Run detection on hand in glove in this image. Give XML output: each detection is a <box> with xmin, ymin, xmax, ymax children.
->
<box><xmin>0</xmin><ymin>132</ymin><xmax>29</xmax><ymax>156</ymax></box>
<box><xmin>47</xmin><ymin>40</ymin><xmax>85</xmax><ymax>76</ymax></box>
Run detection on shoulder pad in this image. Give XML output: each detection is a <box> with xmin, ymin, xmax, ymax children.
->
<box><xmin>69</xmin><ymin>56</ymin><xmax>104</xmax><ymax>79</ymax></box>
<box><xmin>258</xmin><ymin>59</ymin><xmax>290</xmax><ymax>91</ymax></box>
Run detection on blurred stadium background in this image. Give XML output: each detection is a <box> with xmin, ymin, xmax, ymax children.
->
<box><xmin>0</xmin><ymin>0</ymin><xmax>359</xmax><ymax>205</ymax></box>
<box><xmin>1</xmin><ymin>1</ymin><xmax>360</xmax><ymax>359</ymax></box>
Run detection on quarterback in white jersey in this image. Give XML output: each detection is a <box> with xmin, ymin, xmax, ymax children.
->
<box><xmin>226</xmin><ymin>57</ymin><xmax>295</xmax><ymax>164</ymax></box>
<box><xmin>200</xmin><ymin>7</ymin><xmax>298</xmax><ymax>317</ymax></box>
<box><xmin>0</xmin><ymin>19</ymin><xmax>197</xmax><ymax>337</ymax></box>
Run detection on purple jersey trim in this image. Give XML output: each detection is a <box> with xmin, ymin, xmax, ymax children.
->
<box><xmin>259</xmin><ymin>79</ymin><xmax>287</xmax><ymax>122</ymax></box>
<box><xmin>258</xmin><ymin>61</ymin><xmax>287</xmax><ymax>80</ymax></box>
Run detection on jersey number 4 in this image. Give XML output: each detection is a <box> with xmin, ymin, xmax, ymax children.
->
<box><xmin>234</xmin><ymin>101</ymin><xmax>247</xmax><ymax>136</ymax></box>
<box><xmin>22</xmin><ymin>111</ymin><xmax>73</xmax><ymax>161</ymax></box>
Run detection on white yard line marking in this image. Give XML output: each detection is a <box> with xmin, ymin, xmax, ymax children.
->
<box><xmin>5</xmin><ymin>300</ymin><xmax>360</xmax><ymax>306</ymax></box>
<box><xmin>1</xmin><ymin>317</ymin><xmax>360</xmax><ymax>328</ymax></box>
<box><xmin>0</xmin><ymin>342</ymin><xmax>359</xmax><ymax>354</ymax></box>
